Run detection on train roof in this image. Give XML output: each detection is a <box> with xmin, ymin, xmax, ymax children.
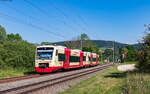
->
<box><xmin>37</xmin><ymin>45</ymin><xmax>66</xmax><ymax>49</ymax></box>
<box><xmin>72</xmin><ymin>49</ymin><xmax>81</xmax><ymax>51</ymax></box>
<box><xmin>37</xmin><ymin>46</ymin><xmax>98</xmax><ymax>55</ymax></box>
<box><xmin>92</xmin><ymin>53</ymin><xmax>97</xmax><ymax>55</ymax></box>
<box><xmin>37</xmin><ymin>45</ymin><xmax>54</xmax><ymax>48</ymax></box>
<box><xmin>56</xmin><ymin>45</ymin><xmax>66</xmax><ymax>47</ymax></box>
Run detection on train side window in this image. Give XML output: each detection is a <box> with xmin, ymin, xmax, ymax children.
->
<box><xmin>56</xmin><ymin>50</ymin><xmax>58</xmax><ymax>56</ymax></box>
<box><xmin>58</xmin><ymin>54</ymin><xmax>65</xmax><ymax>61</ymax></box>
<box><xmin>93</xmin><ymin>58</ymin><xmax>96</xmax><ymax>62</ymax></box>
<box><xmin>88</xmin><ymin>57</ymin><xmax>91</xmax><ymax>61</ymax></box>
<box><xmin>70</xmin><ymin>56</ymin><xmax>80</xmax><ymax>62</ymax></box>
<box><xmin>83</xmin><ymin>56</ymin><xmax>86</xmax><ymax>61</ymax></box>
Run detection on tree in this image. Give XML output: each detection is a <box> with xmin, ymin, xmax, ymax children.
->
<box><xmin>137</xmin><ymin>24</ymin><xmax>150</xmax><ymax>72</ymax></box>
<box><xmin>0</xmin><ymin>25</ymin><xmax>36</xmax><ymax>70</ymax></box>
<box><xmin>0</xmin><ymin>25</ymin><xmax>7</xmax><ymax>43</ymax></box>
<box><xmin>82</xmin><ymin>47</ymin><xmax>92</xmax><ymax>52</ymax></box>
<box><xmin>7</xmin><ymin>33</ymin><xmax>22</xmax><ymax>42</ymax></box>
<box><xmin>64</xmin><ymin>33</ymin><xmax>92</xmax><ymax>49</ymax></box>
<box><xmin>64</xmin><ymin>36</ymin><xmax>81</xmax><ymax>49</ymax></box>
<box><xmin>119</xmin><ymin>47</ymin><xmax>128</xmax><ymax>62</ymax></box>
<box><xmin>126</xmin><ymin>45</ymin><xmax>137</xmax><ymax>61</ymax></box>
<box><xmin>41</xmin><ymin>42</ymin><xmax>52</xmax><ymax>45</ymax></box>
<box><xmin>65</xmin><ymin>33</ymin><xmax>101</xmax><ymax>56</ymax></box>
<box><xmin>81</xmin><ymin>33</ymin><xmax>89</xmax><ymax>40</ymax></box>
<box><xmin>81</xmin><ymin>33</ymin><xmax>93</xmax><ymax>48</ymax></box>
<box><xmin>103</xmin><ymin>48</ymin><xmax>113</xmax><ymax>62</ymax></box>
<box><xmin>1</xmin><ymin>40</ymin><xmax>35</xmax><ymax>69</ymax></box>
<box><xmin>0</xmin><ymin>43</ymin><xmax>5</xmax><ymax>68</ymax></box>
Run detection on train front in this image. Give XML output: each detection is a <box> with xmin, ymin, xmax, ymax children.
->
<box><xmin>35</xmin><ymin>46</ymin><xmax>54</xmax><ymax>73</ymax></box>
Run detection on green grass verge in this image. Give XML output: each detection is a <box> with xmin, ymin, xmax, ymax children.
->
<box><xmin>123</xmin><ymin>72</ymin><xmax>150</xmax><ymax>94</ymax></box>
<box><xmin>58</xmin><ymin>65</ymin><xmax>125</xmax><ymax>94</ymax></box>
<box><xmin>1</xmin><ymin>62</ymin><xmax>150</xmax><ymax>94</ymax></box>
<box><xmin>58</xmin><ymin>62</ymin><xmax>150</xmax><ymax>94</ymax></box>
<box><xmin>121</xmin><ymin>61</ymin><xmax>137</xmax><ymax>64</ymax></box>
<box><xmin>0</xmin><ymin>67</ymin><xmax>35</xmax><ymax>79</ymax></box>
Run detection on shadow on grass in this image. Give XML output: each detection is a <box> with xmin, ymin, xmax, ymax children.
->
<box><xmin>24</xmin><ymin>71</ymin><xmax>37</xmax><ymax>75</ymax></box>
<box><xmin>104</xmin><ymin>72</ymin><xmax>127</xmax><ymax>78</ymax></box>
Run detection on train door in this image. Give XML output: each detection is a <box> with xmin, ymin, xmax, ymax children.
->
<box><xmin>67</xmin><ymin>49</ymin><xmax>71</xmax><ymax>67</ymax></box>
<box><xmin>90</xmin><ymin>53</ymin><xmax>93</xmax><ymax>65</ymax></box>
<box><xmin>80</xmin><ymin>52</ymin><xmax>83</xmax><ymax>67</ymax></box>
<box><xmin>96</xmin><ymin>55</ymin><xmax>98</xmax><ymax>64</ymax></box>
<box><xmin>64</xmin><ymin>48</ymin><xmax>71</xmax><ymax>69</ymax></box>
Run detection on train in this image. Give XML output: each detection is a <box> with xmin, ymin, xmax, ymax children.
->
<box><xmin>35</xmin><ymin>45</ymin><xmax>99</xmax><ymax>73</ymax></box>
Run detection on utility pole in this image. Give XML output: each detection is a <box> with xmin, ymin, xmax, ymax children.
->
<box><xmin>101</xmin><ymin>52</ymin><xmax>103</xmax><ymax>63</ymax></box>
<box><xmin>100</xmin><ymin>49</ymin><xmax>103</xmax><ymax>63</ymax></box>
<box><xmin>113</xmin><ymin>41</ymin><xmax>115</xmax><ymax>63</ymax></box>
<box><xmin>81</xmin><ymin>34</ymin><xmax>82</xmax><ymax>50</ymax></box>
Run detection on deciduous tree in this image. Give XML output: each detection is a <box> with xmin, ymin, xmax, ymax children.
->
<box><xmin>0</xmin><ymin>25</ymin><xmax>7</xmax><ymax>43</ymax></box>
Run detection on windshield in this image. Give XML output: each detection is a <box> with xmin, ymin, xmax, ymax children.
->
<box><xmin>36</xmin><ymin>47</ymin><xmax>53</xmax><ymax>60</ymax></box>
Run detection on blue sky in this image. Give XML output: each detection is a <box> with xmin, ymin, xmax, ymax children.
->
<box><xmin>0</xmin><ymin>0</ymin><xmax>150</xmax><ymax>44</ymax></box>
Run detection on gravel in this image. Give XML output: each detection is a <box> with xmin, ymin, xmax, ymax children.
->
<box><xmin>28</xmin><ymin>67</ymin><xmax>108</xmax><ymax>94</ymax></box>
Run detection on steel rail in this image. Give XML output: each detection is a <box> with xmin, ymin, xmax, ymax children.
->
<box><xmin>21</xmin><ymin>64</ymin><xmax>113</xmax><ymax>94</ymax></box>
<box><xmin>0</xmin><ymin>74</ymin><xmax>41</xmax><ymax>84</ymax></box>
<box><xmin>0</xmin><ymin>64</ymin><xmax>105</xmax><ymax>84</ymax></box>
<box><xmin>0</xmin><ymin>63</ymin><xmax>114</xmax><ymax>94</ymax></box>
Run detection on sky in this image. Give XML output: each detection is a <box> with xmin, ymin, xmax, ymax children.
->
<box><xmin>0</xmin><ymin>0</ymin><xmax>150</xmax><ymax>44</ymax></box>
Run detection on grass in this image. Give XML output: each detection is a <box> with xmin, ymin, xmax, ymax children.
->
<box><xmin>123</xmin><ymin>72</ymin><xmax>150</xmax><ymax>94</ymax></box>
<box><xmin>98</xmin><ymin>61</ymin><xmax>106</xmax><ymax>64</ymax></box>
<box><xmin>58</xmin><ymin>62</ymin><xmax>150</xmax><ymax>94</ymax></box>
<box><xmin>0</xmin><ymin>67</ymin><xmax>35</xmax><ymax>79</ymax></box>
<box><xmin>121</xmin><ymin>61</ymin><xmax>137</xmax><ymax>64</ymax></box>
<box><xmin>58</xmin><ymin>65</ymin><xmax>126</xmax><ymax>94</ymax></box>
<box><xmin>1</xmin><ymin>62</ymin><xmax>150</xmax><ymax>94</ymax></box>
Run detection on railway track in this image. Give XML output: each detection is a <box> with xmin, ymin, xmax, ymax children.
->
<box><xmin>0</xmin><ymin>67</ymin><xmax>85</xmax><ymax>84</ymax></box>
<box><xmin>0</xmin><ymin>74</ymin><xmax>42</xmax><ymax>84</ymax></box>
<box><xmin>0</xmin><ymin>64</ymin><xmax>106</xmax><ymax>84</ymax></box>
<box><xmin>0</xmin><ymin>63</ymin><xmax>114</xmax><ymax>94</ymax></box>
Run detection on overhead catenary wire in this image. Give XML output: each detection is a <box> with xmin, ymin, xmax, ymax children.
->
<box><xmin>23</xmin><ymin>0</ymin><xmax>57</xmax><ymax>19</ymax></box>
<box><xmin>49</xmin><ymin>1</ymin><xmax>99</xmax><ymax>39</ymax></box>
<box><xmin>23</xmin><ymin>0</ymin><xmax>81</xmax><ymax>34</ymax></box>
<box><xmin>76</xmin><ymin>14</ymin><xmax>89</xmax><ymax>31</ymax></box>
<box><xmin>1</xmin><ymin>0</ymin><xmax>93</xmax><ymax>43</ymax></box>
<box><xmin>48</xmin><ymin>1</ymin><xmax>89</xmax><ymax>34</ymax></box>
<box><xmin>74</xmin><ymin>9</ymin><xmax>99</xmax><ymax>39</ymax></box>
<box><xmin>3</xmin><ymin>4</ymin><xmax>67</xmax><ymax>37</ymax></box>
<box><xmin>47</xmin><ymin>1</ymin><xmax>92</xmax><ymax>50</ymax></box>
<box><xmin>0</xmin><ymin>12</ymin><xmax>65</xmax><ymax>40</ymax></box>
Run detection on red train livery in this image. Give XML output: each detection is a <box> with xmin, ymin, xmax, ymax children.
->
<box><xmin>35</xmin><ymin>45</ymin><xmax>99</xmax><ymax>73</ymax></box>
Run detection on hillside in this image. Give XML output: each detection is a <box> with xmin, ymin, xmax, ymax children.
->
<box><xmin>53</xmin><ymin>40</ymin><xmax>140</xmax><ymax>50</ymax></box>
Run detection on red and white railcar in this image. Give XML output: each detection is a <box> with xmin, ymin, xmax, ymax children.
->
<box><xmin>91</xmin><ymin>53</ymin><xmax>99</xmax><ymax>66</ymax></box>
<box><xmin>35</xmin><ymin>45</ymin><xmax>99</xmax><ymax>73</ymax></box>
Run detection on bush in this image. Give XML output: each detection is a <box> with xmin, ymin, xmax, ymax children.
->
<box><xmin>137</xmin><ymin>33</ymin><xmax>150</xmax><ymax>72</ymax></box>
<box><xmin>0</xmin><ymin>25</ymin><xmax>36</xmax><ymax>70</ymax></box>
<box><xmin>1</xmin><ymin>41</ymin><xmax>36</xmax><ymax>70</ymax></box>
